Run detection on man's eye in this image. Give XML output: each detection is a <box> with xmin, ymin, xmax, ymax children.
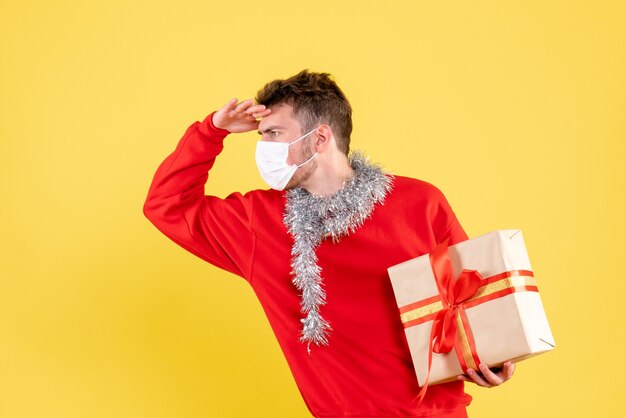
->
<box><xmin>271</xmin><ymin>131</ymin><xmax>279</xmax><ymax>136</ymax></box>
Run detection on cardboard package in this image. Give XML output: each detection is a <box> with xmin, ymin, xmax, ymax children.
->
<box><xmin>387</xmin><ymin>230</ymin><xmax>556</xmax><ymax>386</ymax></box>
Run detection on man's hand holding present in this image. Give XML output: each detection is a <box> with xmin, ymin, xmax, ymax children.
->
<box><xmin>457</xmin><ymin>361</ymin><xmax>516</xmax><ymax>388</ymax></box>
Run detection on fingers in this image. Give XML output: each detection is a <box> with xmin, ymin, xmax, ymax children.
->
<box><xmin>465</xmin><ymin>367</ymin><xmax>495</xmax><ymax>387</ymax></box>
<box><xmin>213</xmin><ymin>98</ymin><xmax>271</xmax><ymax>132</ymax></box>
<box><xmin>456</xmin><ymin>373</ymin><xmax>470</xmax><ymax>382</ymax></box>
<box><xmin>234</xmin><ymin>99</ymin><xmax>255</xmax><ymax>113</ymax></box>
<box><xmin>503</xmin><ymin>361</ymin><xmax>516</xmax><ymax>380</ymax></box>
<box><xmin>460</xmin><ymin>362</ymin><xmax>514</xmax><ymax>388</ymax></box>
<box><xmin>232</xmin><ymin>100</ymin><xmax>271</xmax><ymax>119</ymax></box>
<box><xmin>246</xmin><ymin>104</ymin><xmax>267</xmax><ymax>115</ymax></box>
<box><xmin>250</xmin><ymin>107</ymin><xmax>271</xmax><ymax>119</ymax></box>
<box><xmin>222</xmin><ymin>97</ymin><xmax>238</xmax><ymax>112</ymax></box>
<box><xmin>479</xmin><ymin>363</ymin><xmax>505</xmax><ymax>386</ymax></box>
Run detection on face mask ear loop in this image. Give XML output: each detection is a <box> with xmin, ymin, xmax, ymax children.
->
<box><xmin>288</xmin><ymin>127</ymin><xmax>318</xmax><ymax>145</ymax></box>
<box><xmin>296</xmin><ymin>152</ymin><xmax>318</xmax><ymax>168</ymax></box>
<box><xmin>290</xmin><ymin>127</ymin><xmax>319</xmax><ymax>168</ymax></box>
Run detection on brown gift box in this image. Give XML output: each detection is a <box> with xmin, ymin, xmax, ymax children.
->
<box><xmin>387</xmin><ymin>229</ymin><xmax>556</xmax><ymax>386</ymax></box>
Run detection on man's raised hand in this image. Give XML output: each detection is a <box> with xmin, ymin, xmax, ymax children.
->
<box><xmin>212</xmin><ymin>98</ymin><xmax>272</xmax><ymax>133</ymax></box>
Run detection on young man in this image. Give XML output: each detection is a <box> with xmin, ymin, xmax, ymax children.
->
<box><xmin>143</xmin><ymin>70</ymin><xmax>515</xmax><ymax>417</ymax></box>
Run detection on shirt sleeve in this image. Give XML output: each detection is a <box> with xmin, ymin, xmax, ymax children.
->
<box><xmin>142</xmin><ymin>112</ymin><xmax>256</xmax><ymax>280</ymax></box>
<box><xmin>430</xmin><ymin>186</ymin><xmax>469</xmax><ymax>246</ymax></box>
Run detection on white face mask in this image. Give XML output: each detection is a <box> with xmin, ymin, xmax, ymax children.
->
<box><xmin>255</xmin><ymin>127</ymin><xmax>318</xmax><ymax>191</ymax></box>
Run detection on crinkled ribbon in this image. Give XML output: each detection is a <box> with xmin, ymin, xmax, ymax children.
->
<box><xmin>414</xmin><ymin>238</ymin><xmax>483</xmax><ymax>405</ymax></box>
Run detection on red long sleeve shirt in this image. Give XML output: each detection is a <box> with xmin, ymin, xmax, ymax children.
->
<box><xmin>143</xmin><ymin>112</ymin><xmax>473</xmax><ymax>417</ymax></box>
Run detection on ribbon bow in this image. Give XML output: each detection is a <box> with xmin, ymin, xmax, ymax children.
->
<box><xmin>414</xmin><ymin>238</ymin><xmax>484</xmax><ymax>405</ymax></box>
<box><xmin>429</xmin><ymin>239</ymin><xmax>484</xmax><ymax>354</ymax></box>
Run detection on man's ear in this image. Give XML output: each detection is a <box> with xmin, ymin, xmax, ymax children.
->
<box><xmin>314</xmin><ymin>125</ymin><xmax>333</xmax><ymax>152</ymax></box>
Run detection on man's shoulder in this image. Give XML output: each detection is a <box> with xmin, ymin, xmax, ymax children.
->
<box><xmin>389</xmin><ymin>174</ymin><xmax>447</xmax><ymax>202</ymax></box>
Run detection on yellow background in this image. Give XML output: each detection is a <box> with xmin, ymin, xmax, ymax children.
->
<box><xmin>1</xmin><ymin>1</ymin><xmax>624</xmax><ymax>417</ymax></box>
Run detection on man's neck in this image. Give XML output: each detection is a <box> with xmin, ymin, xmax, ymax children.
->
<box><xmin>302</xmin><ymin>156</ymin><xmax>355</xmax><ymax>198</ymax></box>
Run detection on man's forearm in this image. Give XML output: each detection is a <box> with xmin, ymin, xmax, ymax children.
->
<box><xmin>143</xmin><ymin>112</ymin><xmax>229</xmax><ymax>228</ymax></box>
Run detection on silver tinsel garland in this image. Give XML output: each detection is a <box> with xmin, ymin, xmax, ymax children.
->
<box><xmin>283</xmin><ymin>150</ymin><xmax>395</xmax><ymax>352</ymax></box>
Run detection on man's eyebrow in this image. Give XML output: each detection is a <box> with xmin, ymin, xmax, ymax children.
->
<box><xmin>257</xmin><ymin>125</ymin><xmax>283</xmax><ymax>135</ymax></box>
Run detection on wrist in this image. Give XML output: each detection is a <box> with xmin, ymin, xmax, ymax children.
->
<box><xmin>210</xmin><ymin>112</ymin><xmax>228</xmax><ymax>132</ymax></box>
<box><xmin>206</xmin><ymin>112</ymin><xmax>230</xmax><ymax>134</ymax></box>
<box><xmin>198</xmin><ymin>111</ymin><xmax>230</xmax><ymax>140</ymax></box>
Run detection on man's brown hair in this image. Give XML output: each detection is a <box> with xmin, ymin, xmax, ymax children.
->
<box><xmin>255</xmin><ymin>70</ymin><xmax>353</xmax><ymax>155</ymax></box>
